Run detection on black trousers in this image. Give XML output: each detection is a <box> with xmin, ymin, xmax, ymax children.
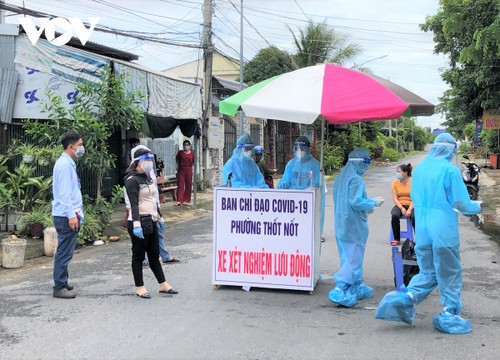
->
<box><xmin>391</xmin><ymin>205</ymin><xmax>415</xmax><ymax>241</ymax></box>
<box><xmin>128</xmin><ymin>221</ymin><xmax>166</xmax><ymax>287</ymax></box>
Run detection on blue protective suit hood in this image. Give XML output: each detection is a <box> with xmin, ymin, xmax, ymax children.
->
<box><xmin>348</xmin><ymin>148</ymin><xmax>371</xmax><ymax>175</ymax></box>
<box><xmin>221</xmin><ymin>133</ymin><xmax>268</xmax><ymax>188</ymax></box>
<box><xmin>428</xmin><ymin>133</ymin><xmax>457</xmax><ymax>162</ymax></box>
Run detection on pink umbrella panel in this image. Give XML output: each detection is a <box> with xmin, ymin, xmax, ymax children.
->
<box><xmin>219</xmin><ymin>63</ymin><xmax>434</xmax><ymax>125</ymax></box>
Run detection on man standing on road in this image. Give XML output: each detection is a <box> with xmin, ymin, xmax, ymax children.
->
<box><xmin>51</xmin><ymin>131</ymin><xmax>85</xmax><ymax>299</ymax></box>
<box><xmin>376</xmin><ymin>133</ymin><xmax>482</xmax><ymax>334</ymax></box>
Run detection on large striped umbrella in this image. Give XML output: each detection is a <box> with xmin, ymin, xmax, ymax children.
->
<box><xmin>219</xmin><ymin>63</ymin><xmax>434</xmax><ymax>124</ymax></box>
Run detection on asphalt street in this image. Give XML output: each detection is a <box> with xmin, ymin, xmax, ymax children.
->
<box><xmin>0</xmin><ymin>152</ymin><xmax>499</xmax><ymax>360</ymax></box>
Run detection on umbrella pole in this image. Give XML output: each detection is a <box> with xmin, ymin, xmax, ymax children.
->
<box><xmin>320</xmin><ymin>116</ymin><xmax>325</xmax><ymax>172</ymax></box>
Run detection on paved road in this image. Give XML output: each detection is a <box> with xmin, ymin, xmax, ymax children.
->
<box><xmin>1</xmin><ymin>153</ymin><xmax>499</xmax><ymax>360</ymax></box>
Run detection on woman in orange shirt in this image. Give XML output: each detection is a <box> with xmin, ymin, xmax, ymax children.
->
<box><xmin>390</xmin><ymin>163</ymin><xmax>415</xmax><ymax>246</ymax></box>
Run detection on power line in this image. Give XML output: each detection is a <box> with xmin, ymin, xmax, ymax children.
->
<box><xmin>1</xmin><ymin>1</ymin><xmax>204</xmax><ymax>48</ymax></box>
<box><xmin>227</xmin><ymin>0</ymin><xmax>272</xmax><ymax>47</ymax></box>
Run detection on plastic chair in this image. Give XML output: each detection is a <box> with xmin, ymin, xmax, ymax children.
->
<box><xmin>389</xmin><ymin>217</ymin><xmax>415</xmax><ymax>290</ymax></box>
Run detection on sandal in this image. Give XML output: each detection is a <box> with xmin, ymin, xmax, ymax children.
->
<box><xmin>174</xmin><ymin>202</ymin><xmax>181</xmax><ymax>206</ymax></box>
<box><xmin>136</xmin><ymin>292</ymin><xmax>151</xmax><ymax>299</ymax></box>
<box><xmin>159</xmin><ymin>288</ymin><xmax>178</xmax><ymax>294</ymax></box>
<box><xmin>390</xmin><ymin>240</ymin><xmax>400</xmax><ymax>246</ymax></box>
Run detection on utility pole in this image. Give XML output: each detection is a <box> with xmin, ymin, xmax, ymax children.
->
<box><xmin>238</xmin><ymin>0</ymin><xmax>244</xmax><ymax>136</ymax></box>
<box><xmin>395</xmin><ymin>118</ymin><xmax>398</xmax><ymax>151</ymax></box>
<box><xmin>201</xmin><ymin>0</ymin><xmax>213</xmax><ymax>200</ymax></box>
<box><xmin>0</xmin><ymin>0</ymin><xmax>5</xmax><ymax>23</ymax></box>
<box><xmin>202</xmin><ymin>0</ymin><xmax>213</xmax><ymax>123</ymax></box>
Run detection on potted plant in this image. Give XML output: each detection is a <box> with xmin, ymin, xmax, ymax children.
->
<box><xmin>1</xmin><ymin>235</ymin><xmax>27</xmax><ymax>268</ymax></box>
<box><xmin>14</xmin><ymin>142</ymin><xmax>37</xmax><ymax>164</ymax></box>
<box><xmin>0</xmin><ymin>183</ymin><xmax>15</xmax><ymax>231</ymax></box>
<box><xmin>35</xmin><ymin>147</ymin><xmax>52</xmax><ymax>166</ymax></box>
<box><xmin>36</xmin><ymin>146</ymin><xmax>61</xmax><ymax>166</ymax></box>
<box><xmin>489</xmin><ymin>147</ymin><xmax>500</xmax><ymax>169</ymax></box>
<box><xmin>19</xmin><ymin>204</ymin><xmax>53</xmax><ymax>238</ymax></box>
<box><xmin>1</xmin><ymin>163</ymin><xmax>53</xmax><ymax>231</ymax></box>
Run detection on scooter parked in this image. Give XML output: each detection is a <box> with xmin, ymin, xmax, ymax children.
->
<box><xmin>461</xmin><ymin>155</ymin><xmax>480</xmax><ymax>200</ymax></box>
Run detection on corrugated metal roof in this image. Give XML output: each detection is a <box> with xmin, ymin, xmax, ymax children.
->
<box><xmin>0</xmin><ymin>34</ymin><xmax>15</xmax><ymax>69</ymax></box>
<box><xmin>0</xmin><ymin>34</ymin><xmax>17</xmax><ymax>124</ymax></box>
<box><xmin>213</xmin><ymin>76</ymin><xmax>247</xmax><ymax>92</ymax></box>
<box><xmin>18</xmin><ymin>28</ymin><xmax>140</xmax><ymax>62</ymax></box>
<box><xmin>0</xmin><ymin>67</ymin><xmax>19</xmax><ymax>124</ymax></box>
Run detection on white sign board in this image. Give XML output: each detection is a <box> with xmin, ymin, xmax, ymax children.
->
<box><xmin>213</xmin><ymin>187</ymin><xmax>318</xmax><ymax>291</ymax></box>
<box><xmin>208</xmin><ymin>117</ymin><xmax>224</xmax><ymax>149</ymax></box>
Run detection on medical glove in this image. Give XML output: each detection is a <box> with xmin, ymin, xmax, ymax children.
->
<box><xmin>133</xmin><ymin>226</ymin><xmax>144</xmax><ymax>239</ymax></box>
<box><xmin>375</xmin><ymin>197</ymin><xmax>384</xmax><ymax>207</ymax></box>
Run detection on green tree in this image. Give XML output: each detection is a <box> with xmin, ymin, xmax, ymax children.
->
<box><xmin>289</xmin><ymin>20</ymin><xmax>361</xmax><ymax>68</ymax></box>
<box><xmin>23</xmin><ymin>69</ymin><xmax>144</xmax><ymax>197</ymax></box>
<box><xmin>421</xmin><ymin>0</ymin><xmax>500</xmax><ymax>137</ymax></box>
<box><xmin>243</xmin><ymin>46</ymin><xmax>294</xmax><ymax>85</ymax></box>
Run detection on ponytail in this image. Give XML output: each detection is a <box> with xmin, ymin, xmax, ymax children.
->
<box><xmin>399</xmin><ymin>163</ymin><xmax>413</xmax><ymax>177</ymax></box>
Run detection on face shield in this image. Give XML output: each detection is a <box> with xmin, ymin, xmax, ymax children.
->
<box><xmin>294</xmin><ymin>142</ymin><xmax>310</xmax><ymax>161</ymax></box>
<box><xmin>348</xmin><ymin>157</ymin><xmax>371</xmax><ymax>175</ymax></box>
<box><xmin>238</xmin><ymin>143</ymin><xmax>254</xmax><ymax>158</ymax></box>
<box><xmin>135</xmin><ymin>153</ymin><xmax>155</xmax><ymax>173</ymax></box>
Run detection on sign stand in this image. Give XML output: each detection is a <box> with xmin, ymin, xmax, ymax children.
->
<box><xmin>212</xmin><ymin>187</ymin><xmax>322</xmax><ymax>293</ymax></box>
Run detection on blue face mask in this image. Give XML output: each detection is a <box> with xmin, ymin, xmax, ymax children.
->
<box><xmin>396</xmin><ymin>173</ymin><xmax>403</xmax><ymax>180</ymax></box>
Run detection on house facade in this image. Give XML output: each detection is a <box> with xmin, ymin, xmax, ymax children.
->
<box><xmin>0</xmin><ymin>24</ymin><xmax>202</xmax><ymax>198</ymax></box>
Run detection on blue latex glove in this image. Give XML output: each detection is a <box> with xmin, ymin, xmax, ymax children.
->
<box><xmin>157</xmin><ymin>220</ymin><xmax>166</xmax><ymax>233</ymax></box>
<box><xmin>133</xmin><ymin>226</ymin><xmax>144</xmax><ymax>239</ymax></box>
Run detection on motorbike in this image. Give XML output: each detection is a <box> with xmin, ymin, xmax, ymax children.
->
<box><xmin>461</xmin><ymin>155</ymin><xmax>480</xmax><ymax>200</ymax></box>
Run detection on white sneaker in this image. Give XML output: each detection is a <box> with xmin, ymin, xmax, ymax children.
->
<box><xmin>93</xmin><ymin>240</ymin><xmax>104</xmax><ymax>246</ymax></box>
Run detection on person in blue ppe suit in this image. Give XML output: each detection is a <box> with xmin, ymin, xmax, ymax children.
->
<box><xmin>278</xmin><ymin>136</ymin><xmax>320</xmax><ymax>189</ymax></box>
<box><xmin>329</xmin><ymin>148</ymin><xmax>384</xmax><ymax>307</ymax></box>
<box><xmin>375</xmin><ymin>133</ymin><xmax>481</xmax><ymax>334</ymax></box>
<box><xmin>277</xmin><ymin>136</ymin><xmax>326</xmax><ymax>239</ymax></box>
<box><xmin>222</xmin><ymin>133</ymin><xmax>268</xmax><ymax>188</ymax></box>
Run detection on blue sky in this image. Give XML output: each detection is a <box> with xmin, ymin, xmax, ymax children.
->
<box><xmin>3</xmin><ymin>0</ymin><xmax>447</xmax><ymax>128</ymax></box>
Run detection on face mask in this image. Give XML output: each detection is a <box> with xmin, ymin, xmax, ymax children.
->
<box><xmin>243</xmin><ymin>150</ymin><xmax>252</xmax><ymax>158</ymax></box>
<box><xmin>396</xmin><ymin>173</ymin><xmax>403</xmax><ymax>180</ymax></box>
<box><xmin>295</xmin><ymin>150</ymin><xmax>304</xmax><ymax>160</ymax></box>
<box><xmin>141</xmin><ymin>161</ymin><xmax>154</xmax><ymax>174</ymax></box>
<box><xmin>74</xmin><ymin>145</ymin><xmax>85</xmax><ymax>158</ymax></box>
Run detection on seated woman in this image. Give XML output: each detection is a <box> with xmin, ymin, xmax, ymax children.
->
<box><xmin>390</xmin><ymin>163</ymin><xmax>415</xmax><ymax>246</ymax></box>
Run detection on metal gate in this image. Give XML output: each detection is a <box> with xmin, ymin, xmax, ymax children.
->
<box><xmin>250</xmin><ymin>124</ymin><xmax>260</xmax><ymax>146</ymax></box>
<box><xmin>147</xmin><ymin>138</ymin><xmax>177</xmax><ymax>177</ymax></box>
<box><xmin>276</xmin><ymin>121</ymin><xmax>287</xmax><ymax>173</ymax></box>
<box><xmin>223</xmin><ymin>116</ymin><xmax>237</xmax><ymax>164</ymax></box>
<box><xmin>7</xmin><ymin>122</ymin><xmax>121</xmax><ymax>199</ymax></box>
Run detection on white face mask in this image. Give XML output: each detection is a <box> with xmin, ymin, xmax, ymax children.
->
<box><xmin>73</xmin><ymin>145</ymin><xmax>85</xmax><ymax>158</ymax></box>
<box><xmin>141</xmin><ymin>161</ymin><xmax>154</xmax><ymax>174</ymax></box>
<box><xmin>295</xmin><ymin>150</ymin><xmax>304</xmax><ymax>160</ymax></box>
<box><xmin>243</xmin><ymin>150</ymin><xmax>252</xmax><ymax>158</ymax></box>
